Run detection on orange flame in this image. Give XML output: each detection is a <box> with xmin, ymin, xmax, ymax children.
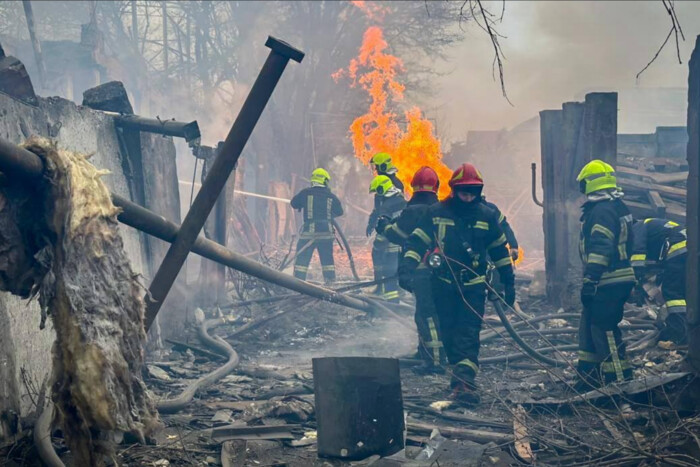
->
<box><xmin>350</xmin><ymin>0</ymin><xmax>389</xmax><ymax>22</ymax></box>
<box><xmin>334</xmin><ymin>26</ymin><xmax>452</xmax><ymax>198</ymax></box>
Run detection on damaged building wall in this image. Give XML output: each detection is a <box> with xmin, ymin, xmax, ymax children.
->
<box><xmin>0</xmin><ymin>90</ymin><xmax>182</xmax><ymax>423</ymax></box>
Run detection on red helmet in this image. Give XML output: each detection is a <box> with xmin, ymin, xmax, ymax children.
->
<box><xmin>449</xmin><ymin>163</ymin><xmax>484</xmax><ymax>188</ymax></box>
<box><xmin>411</xmin><ymin>166</ymin><xmax>439</xmax><ymax>193</ymax></box>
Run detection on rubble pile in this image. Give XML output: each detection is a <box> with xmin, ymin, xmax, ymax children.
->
<box><xmin>2</xmin><ymin>280</ymin><xmax>679</xmax><ymax>466</ymax></box>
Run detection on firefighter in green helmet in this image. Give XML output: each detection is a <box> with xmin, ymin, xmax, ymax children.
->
<box><xmin>367</xmin><ymin>174</ymin><xmax>407</xmax><ymax>302</ymax></box>
<box><xmin>290</xmin><ymin>168</ymin><xmax>344</xmax><ymax>284</ymax></box>
<box><xmin>575</xmin><ymin>159</ymin><xmax>635</xmax><ymax>389</ymax></box>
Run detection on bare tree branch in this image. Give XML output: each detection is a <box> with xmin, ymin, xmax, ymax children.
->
<box><xmin>636</xmin><ymin>0</ymin><xmax>685</xmax><ymax>80</ymax></box>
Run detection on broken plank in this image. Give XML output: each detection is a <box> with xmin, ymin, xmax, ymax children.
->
<box><xmin>617</xmin><ymin>177</ymin><xmax>686</xmax><ymax>201</ymax></box>
<box><xmin>211</xmin><ymin>424</ymin><xmax>300</xmax><ymax>442</ymax></box>
<box><xmin>513</xmin><ymin>405</ymin><xmax>534</xmax><ymax>463</ymax></box>
<box><xmin>625</xmin><ymin>200</ymin><xmax>685</xmax><ymax>223</ymax></box>
<box><xmin>166</xmin><ymin>338</ymin><xmax>227</xmax><ymax>360</ymax></box>
<box><xmin>406</xmin><ymin>420</ymin><xmax>511</xmax><ymax>444</ymax></box>
<box><xmin>404</xmin><ymin>402</ymin><xmax>510</xmax><ymax>430</ymax></box>
<box><xmin>617</xmin><ymin>166</ymin><xmax>688</xmax><ymax>185</ymax></box>
<box><xmin>647</xmin><ymin>190</ymin><xmax>666</xmax><ymax>217</ymax></box>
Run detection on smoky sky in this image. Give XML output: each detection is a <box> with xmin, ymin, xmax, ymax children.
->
<box><xmin>433</xmin><ymin>0</ymin><xmax>700</xmax><ymax>139</ymax></box>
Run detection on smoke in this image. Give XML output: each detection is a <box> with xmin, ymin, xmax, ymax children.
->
<box><xmin>433</xmin><ymin>1</ymin><xmax>700</xmax><ymax>137</ymax></box>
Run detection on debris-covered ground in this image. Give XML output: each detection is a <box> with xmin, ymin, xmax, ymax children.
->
<box><xmin>3</xmin><ymin>248</ymin><xmax>699</xmax><ymax>466</ymax></box>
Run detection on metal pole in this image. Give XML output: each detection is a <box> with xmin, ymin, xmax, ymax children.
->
<box><xmin>531</xmin><ymin>162</ymin><xmax>543</xmax><ymax>208</ymax></box>
<box><xmin>144</xmin><ymin>36</ymin><xmax>303</xmax><ymax>330</ymax></box>
<box><xmin>0</xmin><ymin>137</ymin><xmax>372</xmax><ymax>316</ymax></box>
<box><xmin>22</xmin><ymin>0</ymin><xmax>46</xmax><ymax>89</ymax></box>
<box><xmin>114</xmin><ymin>115</ymin><xmax>201</xmax><ymax>143</ymax></box>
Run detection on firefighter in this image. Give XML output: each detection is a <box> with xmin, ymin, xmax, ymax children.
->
<box><xmin>631</xmin><ymin>218</ymin><xmax>687</xmax><ymax>344</ymax></box>
<box><xmin>370</xmin><ymin>152</ymin><xmax>404</xmax><ymax>191</ymax></box>
<box><xmin>376</xmin><ymin>167</ymin><xmax>446</xmax><ymax>370</ymax></box>
<box><xmin>576</xmin><ymin>160</ymin><xmax>635</xmax><ymax>389</ymax></box>
<box><xmin>367</xmin><ymin>175</ymin><xmax>407</xmax><ymax>302</ymax></box>
<box><xmin>290</xmin><ymin>168</ymin><xmax>343</xmax><ymax>284</ymax></box>
<box><xmin>399</xmin><ymin>163</ymin><xmax>515</xmax><ymax>403</ymax></box>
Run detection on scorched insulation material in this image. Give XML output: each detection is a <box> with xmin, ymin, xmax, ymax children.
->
<box><xmin>0</xmin><ymin>137</ymin><xmax>159</xmax><ymax>465</ymax></box>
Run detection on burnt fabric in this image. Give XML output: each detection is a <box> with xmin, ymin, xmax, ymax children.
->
<box><xmin>0</xmin><ymin>138</ymin><xmax>158</xmax><ymax>466</ymax></box>
<box><xmin>290</xmin><ymin>185</ymin><xmax>343</xmax><ymax>283</ymax></box>
<box><xmin>577</xmin><ymin>283</ymin><xmax>634</xmax><ymax>386</ymax></box>
<box><xmin>399</xmin><ymin>196</ymin><xmax>514</xmax><ymax>389</ymax></box>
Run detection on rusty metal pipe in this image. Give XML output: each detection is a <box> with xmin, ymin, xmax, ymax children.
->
<box><xmin>0</xmin><ymin>137</ymin><xmax>372</xmax><ymax>316</ymax></box>
<box><xmin>115</xmin><ymin>115</ymin><xmax>201</xmax><ymax>144</ymax></box>
<box><xmin>145</xmin><ymin>36</ymin><xmax>304</xmax><ymax>330</ymax></box>
<box><xmin>531</xmin><ymin>162</ymin><xmax>544</xmax><ymax>208</ymax></box>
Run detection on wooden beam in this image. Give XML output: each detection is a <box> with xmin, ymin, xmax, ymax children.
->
<box><xmin>647</xmin><ymin>190</ymin><xmax>667</xmax><ymax>217</ymax></box>
<box><xmin>618</xmin><ymin>177</ymin><xmax>686</xmax><ymax>201</ymax></box>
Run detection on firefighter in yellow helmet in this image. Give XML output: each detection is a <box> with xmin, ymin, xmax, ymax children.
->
<box><xmin>367</xmin><ymin>175</ymin><xmax>407</xmax><ymax>302</ymax></box>
<box><xmin>576</xmin><ymin>160</ymin><xmax>635</xmax><ymax>389</ymax></box>
<box><xmin>290</xmin><ymin>168</ymin><xmax>343</xmax><ymax>284</ymax></box>
<box><xmin>370</xmin><ymin>152</ymin><xmax>404</xmax><ymax>191</ymax></box>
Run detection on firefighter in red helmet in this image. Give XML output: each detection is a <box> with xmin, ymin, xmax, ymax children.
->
<box><xmin>399</xmin><ymin>163</ymin><xmax>515</xmax><ymax>403</ymax></box>
<box><xmin>376</xmin><ymin>167</ymin><xmax>446</xmax><ymax>371</ymax></box>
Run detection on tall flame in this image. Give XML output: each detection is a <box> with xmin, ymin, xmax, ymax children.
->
<box><xmin>334</xmin><ymin>26</ymin><xmax>452</xmax><ymax>198</ymax></box>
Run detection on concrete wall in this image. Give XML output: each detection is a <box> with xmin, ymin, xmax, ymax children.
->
<box><xmin>0</xmin><ymin>91</ymin><xmax>181</xmax><ymax>425</ymax></box>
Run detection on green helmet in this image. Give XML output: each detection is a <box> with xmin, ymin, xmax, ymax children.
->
<box><xmin>310</xmin><ymin>168</ymin><xmax>331</xmax><ymax>186</ymax></box>
<box><xmin>576</xmin><ymin>159</ymin><xmax>617</xmax><ymax>195</ymax></box>
<box><xmin>369</xmin><ymin>175</ymin><xmax>394</xmax><ymax>195</ymax></box>
<box><xmin>370</xmin><ymin>152</ymin><xmax>395</xmax><ymax>173</ymax></box>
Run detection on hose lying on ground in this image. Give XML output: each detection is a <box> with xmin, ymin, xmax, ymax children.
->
<box><xmin>35</xmin><ymin>402</ymin><xmax>65</xmax><ymax>467</ymax></box>
<box><xmin>480</xmin><ymin>313</ymin><xmax>582</xmax><ymax>342</ymax></box>
<box><xmin>491</xmin><ymin>299</ymin><xmax>565</xmax><ymax>367</ymax></box>
<box><xmin>157</xmin><ymin>316</ymin><xmax>239</xmax><ymax>414</ymax></box>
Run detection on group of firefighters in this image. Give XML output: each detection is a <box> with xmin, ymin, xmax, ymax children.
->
<box><xmin>289</xmin><ymin>154</ymin><xmax>688</xmax><ymax>403</ymax></box>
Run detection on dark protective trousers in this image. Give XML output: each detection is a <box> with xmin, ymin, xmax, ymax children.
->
<box><xmin>577</xmin><ymin>282</ymin><xmax>634</xmax><ymax>387</ymax></box>
<box><xmin>293</xmin><ymin>238</ymin><xmax>335</xmax><ymax>283</ymax></box>
<box><xmin>372</xmin><ymin>237</ymin><xmax>400</xmax><ymax>302</ymax></box>
<box><xmin>659</xmin><ymin>249</ymin><xmax>687</xmax><ymax>344</ymax></box>
<box><xmin>432</xmin><ymin>280</ymin><xmax>486</xmax><ymax>388</ymax></box>
<box><xmin>413</xmin><ymin>267</ymin><xmax>446</xmax><ymax>367</ymax></box>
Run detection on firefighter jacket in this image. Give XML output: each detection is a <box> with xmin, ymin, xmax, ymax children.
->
<box><xmin>378</xmin><ymin>171</ymin><xmax>404</xmax><ymax>192</ymax></box>
<box><xmin>579</xmin><ymin>196</ymin><xmax>635</xmax><ymax>287</ymax></box>
<box><xmin>367</xmin><ymin>191</ymin><xmax>407</xmax><ymax>236</ymax></box>
<box><xmin>400</xmin><ymin>196</ymin><xmax>515</xmax><ymax>288</ymax></box>
<box><xmin>381</xmin><ymin>191</ymin><xmax>438</xmax><ymax>248</ymax></box>
<box><xmin>290</xmin><ymin>186</ymin><xmax>343</xmax><ymax>240</ymax></box>
<box><xmin>631</xmin><ymin>218</ymin><xmax>686</xmax><ymax>275</ymax></box>
<box><xmin>482</xmin><ymin>197</ymin><xmax>518</xmax><ymax>250</ymax></box>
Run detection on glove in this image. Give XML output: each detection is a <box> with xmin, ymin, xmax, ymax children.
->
<box><xmin>375</xmin><ymin>216</ymin><xmax>390</xmax><ymax>235</ymax></box>
<box><xmin>504</xmin><ymin>283</ymin><xmax>516</xmax><ymax>307</ymax></box>
<box><xmin>581</xmin><ymin>280</ymin><xmax>598</xmax><ymax>306</ymax></box>
<box><xmin>366</xmin><ymin>223</ymin><xmax>374</xmax><ymax>237</ymax></box>
<box><xmin>509</xmin><ymin>248</ymin><xmax>519</xmax><ymax>262</ymax></box>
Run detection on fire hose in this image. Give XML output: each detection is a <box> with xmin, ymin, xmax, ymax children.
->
<box><xmin>333</xmin><ymin>219</ymin><xmax>360</xmax><ymax>281</ymax></box>
<box><xmin>156</xmin><ymin>314</ymin><xmax>240</xmax><ymax>413</ymax></box>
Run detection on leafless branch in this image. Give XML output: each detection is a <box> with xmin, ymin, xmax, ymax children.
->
<box><xmin>636</xmin><ymin>0</ymin><xmax>685</xmax><ymax>80</ymax></box>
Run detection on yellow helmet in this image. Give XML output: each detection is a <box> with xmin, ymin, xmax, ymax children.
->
<box><xmin>576</xmin><ymin>159</ymin><xmax>617</xmax><ymax>195</ymax></box>
<box><xmin>370</xmin><ymin>152</ymin><xmax>395</xmax><ymax>173</ymax></box>
<box><xmin>310</xmin><ymin>168</ymin><xmax>331</xmax><ymax>186</ymax></box>
<box><xmin>369</xmin><ymin>175</ymin><xmax>394</xmax><ymax>195</ymax></box>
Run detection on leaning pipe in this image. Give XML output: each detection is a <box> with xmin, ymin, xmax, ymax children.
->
<box><xmin>0</xmin><ymin>137</ymin><xmax>374</xmax><ymax>316</ymax></box>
